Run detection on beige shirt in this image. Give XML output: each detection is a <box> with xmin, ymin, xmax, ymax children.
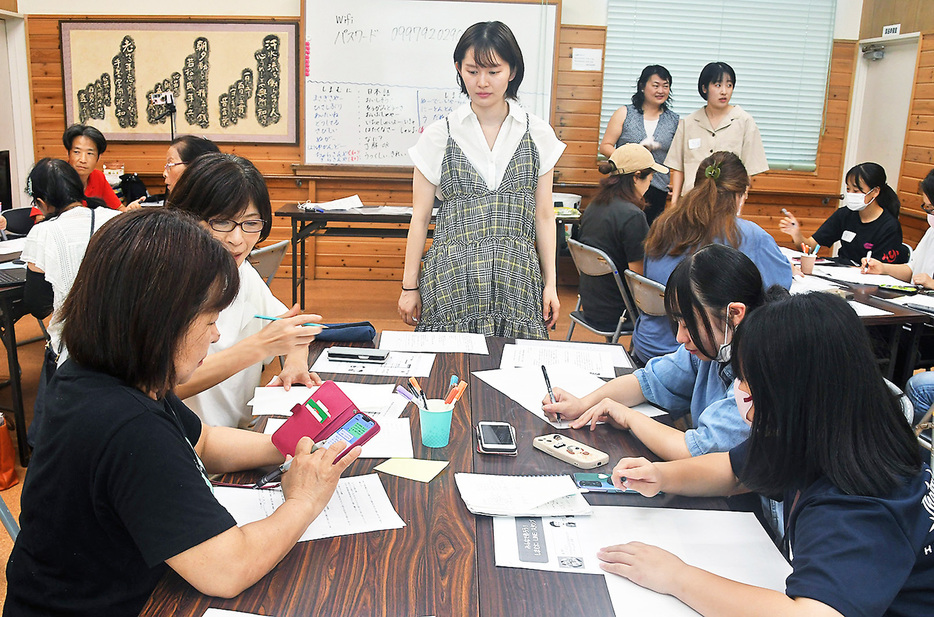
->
<box><xmin>664</xmin><ymin>104</ymin><xmax>768</xmax><ymax>194</ymax></box>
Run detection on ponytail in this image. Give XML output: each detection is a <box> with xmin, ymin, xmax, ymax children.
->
<box><xmin>846</xmin><ymin>162</ymin><xmax>901</xmax><ymax>219</ymax></box>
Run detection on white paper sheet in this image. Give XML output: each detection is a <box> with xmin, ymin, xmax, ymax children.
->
<box><xmin>379</xmin><ymin>330</ymin><xmax>489</xmax><ymax>355</ymax></box>
<box><xmin>847</xmin><ymin>301</ymin><xmax>892</xmax><ymax>317</ymax></box>
<box><xmin>0</xmin><ymin>237</ymin><xmax>26</xmax><ymax>256</ymax></box>
<box><xmin>492</xmin><ymin>506</ymin><xmax>791</xmax><ymax>617</ymax></box>
<box><xmin>213</xmin><ymin>474</ymin><xmax>405</xmax><ymax>542</ymax></box>
<box><xmin>455</xmin><ymin>473</ymin><xmax>591</xmax><ymax>517</ymax></box>
<box><xmin>812</xmin><ymin>265</ymin><xmax>908</xmax><ymax>287</ymax></box>
<box><xmin>472</xmin><ymin>364</ymin><xmax>664</xmax><ymax>428</ymax></box>
<box><xmin>261</xmin><ymin>417</ymin><xmax>413</xmax><ymax>459</ymax></box>
<box><xmin>515</xmin><ymin>338</ymin><xmax>633</xmax><ymax>368</ymax></box>
<box><xmin>500</xmin><ymin>344</ymin><xmax>616</xmax><ymax>379</ymax></box>
<box><xmin>789</xmin><ymin>274</ymin><xmax>842</xmax><ymax>295</ymax></box>
<box><xmin>297</xmin><ymin>194</ymin><xmax>365</xmax><ymax>211</ymax></box>
<box><xmin>310</xmin><ymin>351</ymin><xmax>435</xmax><ymax>377</ymax></box>
<box><xmin>883</xmin><ymin>293</ymin><xmax>934</xmax><ymax>313</ymax></box>
<box><xmin>249</xmin><ymin>382</ymin><xmax>405</xmax><ymax>418</ymax></box>
<box><xmin>600</xmin><ymin>506</ymin><xmax>791</xmax><ymax>617</ymax></box>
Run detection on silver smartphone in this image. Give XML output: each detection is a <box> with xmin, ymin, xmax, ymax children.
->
<box><xmin>326</xmin><ymin>347</ymin><xmax>390</xmax><ymax>364</ymax></box>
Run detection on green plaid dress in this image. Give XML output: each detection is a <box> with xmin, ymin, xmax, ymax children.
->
<box><xmin>417</xmin><ymin>117</ymin><xmax>547</xmax><ymax>339</ymax></box>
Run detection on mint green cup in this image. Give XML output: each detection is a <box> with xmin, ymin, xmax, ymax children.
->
<box><xmin>419</xmin><ymin>399</ymin><xmax>454</xmax><ymax>448</ymax></box>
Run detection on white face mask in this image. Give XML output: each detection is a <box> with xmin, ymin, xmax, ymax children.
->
<box><xmin>927</xmin><ymin>213</ymin><xmax>934</xmax><ymax>229</ymax></box>
<box><xmin>733</xmin><ymin>379</ymin><xmax>753</xmax><ymax>426</ymax></box>
<box><xmin>844</xmin><ymin>191</ymin><xmax>873</xmax><ymax>211</ymax></box>
<box><xmin>714</xmin><ymin>314</ymin><xmax>732</xmax><ymax>363</ymax></box>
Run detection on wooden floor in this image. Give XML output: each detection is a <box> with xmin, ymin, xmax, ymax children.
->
<box><xmin>0</xmin><ymin>272</ymin><xmax>624</xmax><ymax>607</ymax></box>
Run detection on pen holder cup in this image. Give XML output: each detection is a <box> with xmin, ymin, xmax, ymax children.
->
<box><xmin>419</xmin><ymin>399</ymin><xmax>455</xmax><ymax>448</ymax></box>
<box><xmin>799</xmin><ymin>254</ymin><xmax>816</xmax><ymax>275</ymax></box>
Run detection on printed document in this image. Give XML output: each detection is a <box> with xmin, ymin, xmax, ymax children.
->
<box><xmin>500</xmin><ymin>343</ymin><xmax>616</xmax><ymax>379</ymax></box>
<box><xmin>311</xmin><ymin>351</ymin><xmax>435</xmax><ymax>377</ymax></box>
<box><xmin>455</xmin><ymin>473</ymin><xmax>591</xmax><ymax>517</ymax></box>
<box><xmin>812</xmin><ymin>265</ymin><xmax>907</xmax><ymax>287</ymax></box>
<box><xmin>848</xmin><ymin>301</ymin><xmax>892</xmax><ymax>318</ymax></box>
<box><xmin>379</xmin><ymin>330</ymin><xmax>489</xmax><ymax>355</ymax></box>
<box><xmin>514</xmin><ymin>338</ymin><xmax>632</xmax><ymax>368</ymax></box>
<box><xmin>213</xmin><ymin>474</ymin><xmax>405</xmax><ymax>542</ymax></box>
<box><xmin>249</xmin><ymin>382</ymin><xmax>406</xmax><ymax>418</ymax></box>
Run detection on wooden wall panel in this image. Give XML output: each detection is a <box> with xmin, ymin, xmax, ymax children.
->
<box><xmin>861</xmin><ymin>0</ymin><xmax>934</xmax><ymax>40</ymax></box>
<box><xmin>26</xmin><ymin>18</ymin><xmax>857</xmax><ymax>279</ymax></box>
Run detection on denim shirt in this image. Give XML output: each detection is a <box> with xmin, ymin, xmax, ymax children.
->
<box><xmin>634</xmin><ymin>345</ymin><xmax>750</xmax><ymax>456</ymax></box>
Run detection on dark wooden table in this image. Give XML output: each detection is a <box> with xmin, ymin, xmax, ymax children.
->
<box><xmin>142</xmin><ymin>337</ymin><xmax>725</xmax><ymax>616</ymax></box>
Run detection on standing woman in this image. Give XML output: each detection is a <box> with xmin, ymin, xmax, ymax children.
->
<box><xmin>665</xmin><ymin>62</ymin><xmax>768</xmax><ymax>206</ymax></box>
<box><xmin>781</xmin><ymin>162</ymin><xmax>904</xmax><ymax>265</ymax></box>
<box><xmin>399</xmin><ymin>21</ymin><xmax>566</xmax><ymax>338</ymax></box>
<box><xmin>599</xmin><ymin>65</ymin><xmax>678</xmax><ymax>225</ymax></box>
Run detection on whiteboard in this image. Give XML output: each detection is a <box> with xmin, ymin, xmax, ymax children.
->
<box><xmin>304</xmin><ymin>0</ymin><xmax>558</xmax><ymax>166</ymax></box>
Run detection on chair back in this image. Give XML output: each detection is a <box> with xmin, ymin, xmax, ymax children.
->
<box><xmin>567</xmin><ymin>239</ymin><xmax>638</xmax><ymax>326</ymax></box>
<box><xmin>624</xmin><ymin>269</ymin><xmax>667</xmax><ymax>317</ymax></box>
<box><xmin>4</xmin><ymin>207</ymin><xmax>35</xmax><ymax>236</ymax></box>
<box><xmin>248</xmin><ymin>239</ymin><xmax>289</xmax><ymax>286</ymax></box>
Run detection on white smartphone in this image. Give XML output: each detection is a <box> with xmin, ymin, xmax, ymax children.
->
<box><xmin>326</xmin><ymin>347</ymin><xmax>390</xmax><ymax>364</ymax></box>
<box><xmin>476</xmin><ymin>421</ymin><xmax>518</xmax><ymax>454</ymax></box>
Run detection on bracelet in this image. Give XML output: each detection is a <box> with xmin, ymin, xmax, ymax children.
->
<box><xmin>401</xmin><ymin>285</ymin><xmax>419</xmax><ymax>292</ymax></box>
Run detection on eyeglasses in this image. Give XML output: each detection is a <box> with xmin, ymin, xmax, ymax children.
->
<box><xmin>208</xmin><ymin>219</ymin><xmax>265</xmax><ymax>233</ymax></box>
<box><xmin>922</xmin><ymin>202</ymin><xmax>934</xmax><ymax>215</ymax></box>
<box><xmin>164</xmin><ymin>161</ymin><xmax>186</xmax><ymax>171</ymax></box>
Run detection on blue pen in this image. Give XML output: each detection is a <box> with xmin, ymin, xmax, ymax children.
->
<box><xmin>449</xmin><ymin>375</ymin><xmax>459</xmax><ymax>390</ymax></box>
<box><xmin>254</xmin><ymin>314</ymin><xmax>329</xmax><ymax>328</ymax></box>
<box><xmin>811</xmin><ymin>244</ymin><xmax>821</xmax><ymax>256</ymax></box>
<box><xmin>313</xmin><ymin>207</ymin><xmax>325</xmax><ymax>213</ymax></box>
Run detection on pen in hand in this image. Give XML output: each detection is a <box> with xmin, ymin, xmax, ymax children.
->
<box><xmin>254</xmin><ymin>314</ymin><xmax>329</xmax><ymax>328</ymax></box>
<box><xmin>541</xmin><ymin>365</ymin><xmax>560</xmax><ymax>422</ymax></box>
<box><xmin>254</xmin><ymin>442</ymin><xmax>322</xmax><ymax>488</ymax></box>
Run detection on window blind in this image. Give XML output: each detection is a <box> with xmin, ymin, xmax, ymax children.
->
<box><xmin>602</xmin><ymin>0</ymin><xmax>837</xmax><ymax>171</ymax></box>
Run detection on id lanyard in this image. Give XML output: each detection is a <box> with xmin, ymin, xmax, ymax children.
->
<box><xmin>160</xmin><ymin>400</ymin><xmax>213</xmax><ymax>493</ymax></box>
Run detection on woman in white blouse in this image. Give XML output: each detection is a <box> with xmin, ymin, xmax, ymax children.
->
<box><xmin>398</xmin><ymin>21</ymin><xmax>566</xmax><ymax>339</ymax></box>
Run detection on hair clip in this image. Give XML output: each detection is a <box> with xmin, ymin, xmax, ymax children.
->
<box><xmin>24</xmin><ymin>176</ymin><xmax>33</xmax><ymax>197</ymax></box>
<box><xmin>705</xmin><ymin>163</ymin><xmax>721</xmax><ymax>180</ymax></box>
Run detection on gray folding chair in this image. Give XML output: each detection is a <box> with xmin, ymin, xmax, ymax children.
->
<box><xmin>624</xmin><ymin>269</ymin><xmax>667</xmax><ymax>318</ymax></box>
<box><xmin>0</xmin><ymin>495</ymin><xmax>18</xmax><ymax>541</ymax></box>
<box><xmin>565</xmin><ymin>239</ymin><xmax>637</xmax><ymax>344</ymax></box>
<box><xmin>247</xmin><ymin>240</ymin><xmax>290</xmax><ymax>286</ymax></box>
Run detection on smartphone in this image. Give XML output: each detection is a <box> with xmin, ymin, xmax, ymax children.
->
<box><xmin>878</xmin><ymin>284</ymin><xmax>920</xmax><ymax>295</ymax></box>
<box><xmin>573</xmin><ymin>472</ymin><xmax>633</xmax><ymax>494</ymax></box>
<box><xmin>327</xmin><ymin>347</ymin><xmax>390</xmax><ymax>364</ymax></box>
<box><xmin>318</xmin><ymin>412</ymin><xmax>379</xmax><ymax>461</ymax></box>
<box><xmin>476</xmin><ymin>421</ymin><xmax>517</xmax><ymax>454</ymax></box>
<box><xmin>532</xmin><ymin>434</ymin><xmax>608</xmax><ymax>469</ymax></box>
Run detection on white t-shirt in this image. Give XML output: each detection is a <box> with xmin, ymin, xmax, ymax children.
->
<box><xmin>183</xmin><ymin>261</ymin><xmax>287</xmax><ymax>428</ymax></box>
<box><xmin>20</xmin><ymin>206</ymin><xmax>121</xmax><ymax>353</ymax></box>
<box><xmin>909</xmin><ymin>226</ymin><xmax>934</xmax><ymax>278</ymax></box>
<box><xmin>408</xmin><ymin>101</ymin><xmax>565</xmax><ymax>190</ymax></box>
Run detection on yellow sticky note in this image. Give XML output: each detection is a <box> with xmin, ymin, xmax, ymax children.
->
<box><xmin>374</xmin><ymin>458</ymin><xmax>449</xmax><ymax>483</ymax></box>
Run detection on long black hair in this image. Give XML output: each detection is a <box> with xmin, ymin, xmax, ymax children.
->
<box><xmin>920</xmin><ymin>167</ymin><xmax>934</xmax><ymax>203</ymax></box>
<box><xmin>24</xmin><ymin>158</ymin><xmax>86</xmax><ymax>218</ymax></box>
<box><xmin>846</xmin><ymin>162</ymin><xmax>900</xmax><ymax>219</ymax></box>
<box><xmin>631</xmin><ymin>65</ymin><xmax>672</xmax><ymax>111</ymax></box>
<box><xmin>732</xmin><ymin>292</ymin><xmax>920</xmax><ymax>497</ymax></box>
<box><xmin>664</xmin><ymin>244</ymin><xmax>783</xmax><ymax>361</ymax></box>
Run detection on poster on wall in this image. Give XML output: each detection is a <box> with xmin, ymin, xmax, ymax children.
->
<box><xmin>60</xmin><ymin>21</ymin><xmax>298</xmax><ymax>143</ymax></box>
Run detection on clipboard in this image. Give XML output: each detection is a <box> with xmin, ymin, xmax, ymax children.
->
<box><xmin>271</xmin><ymin>381</ymin><xmax>380</xmax><ymax>461</ymax></box>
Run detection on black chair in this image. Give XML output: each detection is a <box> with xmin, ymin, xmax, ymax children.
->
<box><xmin>3</xmin><ymin>207</ymin><xmax>35</xmax><ymax>238</ymax></box>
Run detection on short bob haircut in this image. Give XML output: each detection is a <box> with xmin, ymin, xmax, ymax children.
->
<box><xmin>24</xmin><ymin>158</ymin><xmax>86</xmax><ymax>218</ymax></box>
<box><xmin>732</xmin><ymin>292</ymin><xmax>920</xmax><ymax>497</ymax></box>
<box><xmin>664</xmin><ymin>243</ymin><xmax>781</xmax><ymax>361</ymax></box>
<box><xmin>631</xmin><ymin>64</ymin><xmax>672</xmax><ymax>111</ymax></box>
<box><xmin>697</xmin><ymin>62</ymin><xmax>735</xmax><ymax>100</ymax></box>
<box><xmin>62</xmin><ymin>123</ymin><xmax>107</xmax><ymax>155</ymax></box>
<box><xmin>846</xmin><ymin>161</ymin><xmax>901</xmax><ymax>220</ymax></box>
<box><xmin>170</xmin><ymin>135</ymin><xmax>220</xmax><ymax>164</ymax></box>
<box><xmin>167</xmin><ymin>152</ymin><xmax>273</xmax><ymax>242</ymax></box>
<box><xmin>61</xmin><ymin>209</ymin><xmax>239</xmax><ymax>399</ymax></box>
<box><xmin>453</xmin><ymin>21</ymin><xmax>524</xmax><ymax>100</ymax></box>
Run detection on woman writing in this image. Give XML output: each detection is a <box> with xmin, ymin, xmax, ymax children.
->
<box><xmin>399</xmin><ymin>21</ymin><xmax>566</xmax><ymax>338</ymax></box>
<box><xmin>780</xmin><ymin>162</ymin><xmax>904</xmax><ymax>265</ymax></box>
<box><xmin>599</xmin><ymin>65</ymin><xmax>678</xmax><ymax>224</ymax></box>
<box><xmin>544</xmin><ymin>244</ymin><xmax>786</xmax><ymax>461</ymax></box>
<box><xmin>665</xmin><ymin>62</ymin><xmax>768</xmax><ymax>206</ymax></box>
<box><xmin>630</xmin><ymin>151</ymin><xmax>791</xmax><ymax>365</ymax></box>
<box><xmin>602</xmin><ymin>292</ymin><xmax>933</xmax><ymax>617</ymax></box>
<box><xmin>5</xmin><ymin>209</ymin><xmax>361</xmax><ymax>616</ymax></box>
<box><xmin>576</xmin><ymin>143</ymin><xmax>664</xmax><ymax>331</ymax></box>
<box><xmin>168</xmin><ymin>153</ymin><xmax>323</xmax><ymax>428</ymax></box>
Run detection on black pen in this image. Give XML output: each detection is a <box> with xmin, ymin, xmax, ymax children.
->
<box><xmin>254</xmin><ymin>442</ymin><xmax>322</xmax><ymax>488</ymax></box>
<box><xmin>541</xmin><ymin>365</ymin><xmax>561</xmax><ymax>421</ymax></box>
